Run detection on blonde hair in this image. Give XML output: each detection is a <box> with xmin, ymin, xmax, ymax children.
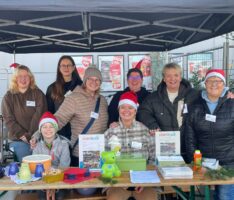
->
<box><xmin>9</xmin><ymin>65</ymin><xmax>37</xmax><ymax>93</ymax></box>
<box><xmin>162</xmin><ymin>63</ymin><xmax>182</xmax><ymax>77</ymax></box>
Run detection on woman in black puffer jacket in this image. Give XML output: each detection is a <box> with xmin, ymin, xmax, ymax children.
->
<box><xmin>185</xmin><ymin>69</ymin><xmax>234</xmax><ymax>200</ymax></box>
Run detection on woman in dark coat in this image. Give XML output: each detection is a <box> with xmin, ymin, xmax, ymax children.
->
<box><xmin>185</xmin><ymin>69</ymin><xmax>234</xmax><ymax>200</ymax></box>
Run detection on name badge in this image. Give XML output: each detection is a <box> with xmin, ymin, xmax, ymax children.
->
<box><xmin>90</xmin><ymin>111</ymin><xmax>99</xmax><ymax>119</ymax></box>
<box><xmin>64</xmin><ymin>90</ymin><xmax>72</xmax><ymax>97</ymax></box>
<box><xmin>26</xmin><ymin>100</ymin><xmax>35</xmax><ymax>107</ymax></box>
<box><xmin>183</xmin><ymin>103</ymin><xmax>188</xmax><ymax>114</ymax></box>
<box><xmin>131</xmin><ymin>141</ymin><xmax>142</xmax><ymax>149</ymax></box>
<box><xmin>205</xmin><ymin>114</ymin><xmax>216</xmax><ymax>122</ymax></box>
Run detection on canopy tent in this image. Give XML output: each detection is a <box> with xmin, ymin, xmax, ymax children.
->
<box><xmin>0</xmin><ymin>0</ymin><xmax>233</xmax><ymax>53</ymax></box>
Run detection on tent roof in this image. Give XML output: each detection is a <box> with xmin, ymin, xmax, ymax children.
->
<box><xmin>0</xmin><ymin>1</ymin><xmax>234</xmax><ymax>53</ymax></box>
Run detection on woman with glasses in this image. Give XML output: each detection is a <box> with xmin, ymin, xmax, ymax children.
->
<box><xmin>46</xmin><ymin>55</ymin><xmax>82</xmax><ymax>140</ymax></box>
<box><xmin>1</xmin><ymin>65</ymin><xmax>47</xmax><ymax>162</ymax></box>
<box><xmin>108</xmin><ymin>68</ymin><xmax>150</xmax><ymax>126</ymax></box>
<box><xmin>185</xmin><ymin>69</ymin><xmax>234</xmax><ymax>200</ymax></box>
<box><xmin>44</xmin><ymin>67</ymin><xmax>108</xmax><ymax>166</ymax></box>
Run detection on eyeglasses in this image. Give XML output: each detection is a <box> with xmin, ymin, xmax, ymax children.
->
<box><xmin>87</xmin><ymin>77</ymin><xmax>101</xmax><ymax>84</ymax></box>
<box><xmin>128</xmin><ymin>75</ymin><xmax>142</xmax><ymax>81</ymax></box>
<box><xmin>206</xmin><ymin>80</ymin><xmax>224</xmax><ymax>85</ymax></box>
<box><xmin>60</xmin><ymin>64</ymin><xmax>74</xmax><ymax>69</ymax></box>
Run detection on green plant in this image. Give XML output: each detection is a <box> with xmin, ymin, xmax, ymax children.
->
<box><xmin>189</xmin><ymin>71</ymin><xmax>205</xmax><ymax>90</ymax></box>
<box><xmin>229</xmin><ymin>79</ymin><xmax>234</xmax><ymax>91</ymax></box>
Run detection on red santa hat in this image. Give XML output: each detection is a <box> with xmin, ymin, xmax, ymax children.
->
<box><xmin>118</xmin><ymin>91</ymin><xmax>139</xmax><ymax>110</ymax></box>
<box><xmin>39</xmin><ymin>112</ymin><xmax>58</xmax><ymax>131</ymax></box>
<box><xmin>204</xmin><ymin>69</ymin><xmax>226</xmax><ymax>84</ymax></box>
<box><xmin>9</xmin><ymin>63</ymin><xmax>20</xmax><ymax>68</ymax></box>
<box><xmin>135</xmin><ymin>59</ymin><xmax>143</xmax><ymax>69</ymax></box>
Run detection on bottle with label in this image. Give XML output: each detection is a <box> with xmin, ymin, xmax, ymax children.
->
<box><xmin>193</xmin><ymin>150</ymin><xmax>202</xmax><ymax>171</ymax></box>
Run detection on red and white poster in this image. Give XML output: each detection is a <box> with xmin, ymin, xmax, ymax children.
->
<box><xmin>188</xmin><ymin>53</ymin><xmax>213</xmax><ymax>79</ymax></box>
<box><xmin>72</xmin><ymin>55</ymin><xmax>93</xmax><ymax>80</ymax></box>
<box><xmin>98</xmin><ymin>55</ymin><xmax>124</xmax><ymax>91</ymax></box>
<box><xmin>129</xmin><ymin>54</ymin><xmax>152</xmax><ymax>90</ymax></box>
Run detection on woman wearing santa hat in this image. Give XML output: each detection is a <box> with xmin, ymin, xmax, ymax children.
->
<box><xmin>185</xmin><ymin>69</ymin><xmax>234</xmax><ymax>200</ymax></box>
<box><xmin>104</xmin><ymin>91</ymin><xmax>157</xmax><ymax>200</ymax></box>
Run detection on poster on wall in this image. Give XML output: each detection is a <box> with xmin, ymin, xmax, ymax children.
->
<box><xmin>72</xmin><ymin>55</ymin><xmax>93</xmax><ymax>80</ymax></box>
<box><xmin>188</xmin><ymin>53</ymin><xmax>213</xmax><ymax>79</ymax></box>
<box><xmin>128</xmin><ymin>54</ymin><xmax>152</xmax><ymax>90</ymax></box>
<box><xmin>98</xmin><ymin>55</ymin><xmax>124</xmax><ymax>91</ymax></box>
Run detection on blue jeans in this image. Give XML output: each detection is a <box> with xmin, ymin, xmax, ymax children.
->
<box><xmin>214</xmin><ymin>185</ymin><xmax>234</xmax><ymax>200</ymax></box>
<box><xmin>9</xmin><ymin>141</ymin><xmax>32</xmax><ymax>162</ymax></box>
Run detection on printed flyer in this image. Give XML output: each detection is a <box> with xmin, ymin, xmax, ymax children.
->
<box><xmin>79</xmin><ymin>134</ymin><xmax>105</xmax><ymax>170</ymax></box>
<box><xmin>155</xmin><ymin>131</ymin><xmax>180</xmax><ymax>156</ymax></box>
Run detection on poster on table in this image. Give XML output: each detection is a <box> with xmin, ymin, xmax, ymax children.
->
<box><xmin>72</xmin><ymin>55</ymin><xmax>93</xmax><ymax>80</ymax></box>
<box><xmin>155</xmin><ymin>131</ymin><xmax>180</xmax><ymax>156</ymax></box>
<box><xmin>128</xmin><ymin>54</ymin><xmax>152</xmax><ymax>90</ymax></box>
<box><xmin>188</xmin><ymin>53</ymin><xmax>213</xmax><ymax>80</ymax></box>
<box><xmin>79</xmin><ymin>134</ymin><xmax>104</xmax><ymax>171</ymax></box>
<box><xmin>98</xmin><ymin>55</ymin><xmax>124</xmax><ymax>91</ymax></box>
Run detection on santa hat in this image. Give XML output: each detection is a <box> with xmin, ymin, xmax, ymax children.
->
<box><xmin>135</xmin><ymin>59</ymin><xmax>143</xmax><ymax>69</ymax></box>
<box><xmin>39</xmin><ymin>112</ymin><xmax>58</xmax><ymax>131</ymax></box>
<box><xmin>10</xmin><ymin>63</ymin><xmax>20</xmax><ymax>68</ymax></box>
<box><xmin>204</xmin><ymin>69</ymin><xmax>226</xmax><ymax>84</ymax></box>
<box><xmin>118</xmin><ymin>91</ymin><xmax>139</xmax><ymax>110</ymax></box>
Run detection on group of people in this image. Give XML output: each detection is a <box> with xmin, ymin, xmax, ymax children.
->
<box><xmin>1</xmin><ymin>56</ymin><xmax>234</xmax><ymax>200</ymax></box>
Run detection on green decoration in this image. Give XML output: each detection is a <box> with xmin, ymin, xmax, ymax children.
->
<box><xmin>205</xmin><ymin>167</ymin><xmax>234</xmax><ymax>180</ymax></box>
<box><xmin>101</xmin><ymin>151</ymin><xmax>121</xmax><ymax>179</ymax></box>
<box><xmin>189</xmin><ymin>71</ymin><xmax>205</xmax><ymax>90</ymax></box>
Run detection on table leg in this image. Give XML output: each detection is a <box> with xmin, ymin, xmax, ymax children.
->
<box><xmin>172</xmin><ymin>186</ymin><xmax>189</xmax><ymax>200</ymax></box>
<box><xmin>190</xmin><ymin>186</ymin><xmax>195</xmax><ymax>200</ymax></box>
<box><xmin>204</xmin><ymin>185</ymin><xmax>210</xmax><ymax>200</ymax></box>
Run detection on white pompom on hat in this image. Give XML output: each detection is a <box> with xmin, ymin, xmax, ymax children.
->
<box><xmin>204</xmin><ymin>69</ymin><xmax>226</xmax><ymax>84</ymax></box>
<box><xmin>39</xmin><ymin>112</ymin><xmax>59</xmax><ymax>132</ymax></box>
<box><xmin>118</xmin><ymin>91</ymin><xmax>139</xmax><ymax>110</ymax></box>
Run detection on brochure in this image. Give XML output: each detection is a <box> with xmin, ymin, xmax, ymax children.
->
<box><xmin>156</xmin><ymin>155</ymin><xmax>185</xmax><ymax>167</ymax></box>
<box><xmin>159</xmin><ymin>166</ymin><xmax>193</xmax><ymax>179</ymax></box>
<box><xmin>130</xmin><ymin>170</ymin><xmax>160</xmax><ymax>183</ymax></box>
<box><xmin>155</xmin><ymin>131</ymin><xmax>180</xmax><ymax>156</ymax></box>
<box><xmin>79</xmin><ymin>134</ymin><xmax>104</xmax><ymax>171</ymax></box>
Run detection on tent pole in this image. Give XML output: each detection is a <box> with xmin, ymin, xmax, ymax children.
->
<box><xmin>13</xmin><ymin>50</ymin><xmax>16</xmax><ymax>63</ymax></box>
<box><xmin>223</xmin><ymin>33</ymin><xmax>229</xmax><ymax>86</ymax></box>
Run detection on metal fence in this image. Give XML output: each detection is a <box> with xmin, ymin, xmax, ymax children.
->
<box><xmin>168</xmin><ymin>45</ymin><xmax>234</xmax><ymax>89</ymax></box>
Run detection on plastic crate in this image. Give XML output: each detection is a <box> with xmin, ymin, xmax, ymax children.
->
<box><xmin>116</xmin><ymin>154</ymin><xmax>146</xmax><ymax>171</ymax></box>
